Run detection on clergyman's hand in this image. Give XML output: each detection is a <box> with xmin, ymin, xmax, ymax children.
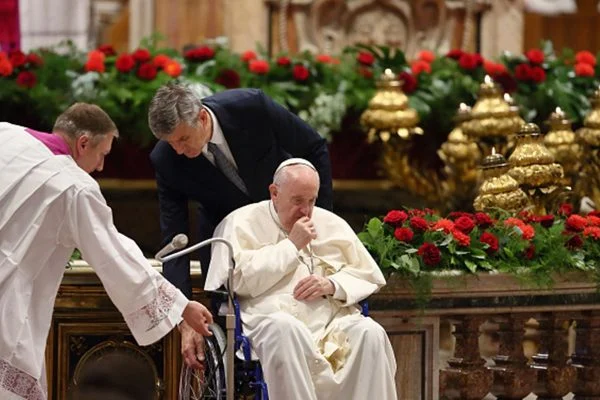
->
<box><xmin>182</xmin><ymin>301</ymin><xmax>213</xmax><ymax>336</ymax></box>
<box><xmin>179</xmin><ymin>320</ymin><xmax>207</xmax><ymax>370</ymax></box>
<box><xmin>293</xmin><ymin>275</ymin><xmax>335</xmax><ymax>301</ymax></box>
<box><xmin>288</xmin><ymin>216</ymin><xmax>317</xmax><ymax>250</ymax></box>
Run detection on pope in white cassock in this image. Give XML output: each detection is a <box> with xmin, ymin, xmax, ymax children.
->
<box><xmin>0</xmin><ymin>103</ymin><xmax>213</xmax><ymax>400</ymax></box>
<box><xmin>206</xmin><ymin>158</ymin><xmax>398</xmax><ymax>400</ymax></box>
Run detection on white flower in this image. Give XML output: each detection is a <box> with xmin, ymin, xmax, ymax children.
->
<box><xmin>298</xmin><ymin>82</ymin><xmax>347</xmax><ymax>142</ymax></box>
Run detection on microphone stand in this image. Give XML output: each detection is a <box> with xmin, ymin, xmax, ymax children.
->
<box><xmin>157</xmin><ymin>237</ymin><xmax>236</xmax><ymax>400</ymax></box>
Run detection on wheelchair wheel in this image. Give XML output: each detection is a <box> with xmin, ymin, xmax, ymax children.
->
<box><xmin>179</xmin><ymin>324</ymin><xmax>227</xmax><ymax>400</ymax></box>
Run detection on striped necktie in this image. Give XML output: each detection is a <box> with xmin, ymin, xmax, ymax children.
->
<box><xmin>207</xmin><ymin>142</ymin><xmax>249</xmax><ymax>195</ymax></box>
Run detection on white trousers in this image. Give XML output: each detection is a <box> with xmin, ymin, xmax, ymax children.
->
<box><xmin>248</xmin><ymin>312</ymin><xmax>397</xmax><ymax>400</ymax></box>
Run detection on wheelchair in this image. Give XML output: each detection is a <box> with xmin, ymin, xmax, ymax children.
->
<box><xmin>157</xmin><ymin>236</ymin><xmax>369</xmax><ymax>400</ymax></box>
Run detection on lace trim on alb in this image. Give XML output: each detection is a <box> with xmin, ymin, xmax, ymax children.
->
<box><xmin>130</xmin><ymin>281</ymin><xmax>178</xmax><ymax>332</ymax></box>
<box><xmin>0</xmin><ymin>359</ymin><xmax>46</xmax><ymax>400</ymax></box>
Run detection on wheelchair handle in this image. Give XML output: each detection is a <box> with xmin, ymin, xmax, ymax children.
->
<box><xmin>156</xmin><ymin>236</ymin><xmax>235</xmax><ymax>264</ymax></box>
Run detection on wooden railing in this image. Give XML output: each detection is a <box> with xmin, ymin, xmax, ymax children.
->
<box><xmin>370</xmin><ymin>271</ymin><xmax>600</xmax><ymax>400</ymax></box>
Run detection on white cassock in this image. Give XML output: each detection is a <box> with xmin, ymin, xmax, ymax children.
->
<box><xmin>206</xmin><ymin>200</ymin><xmax>397</xmax><ymax>400</ymax></box>
<box><xmin>0</xmin><ymin>123</ymin><xmax>189</xmax><ymax>400</ymax></box>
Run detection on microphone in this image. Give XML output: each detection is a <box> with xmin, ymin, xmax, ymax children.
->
<box><xmin>155</xmin><ymin>234</ymin><xmax>189</xmax><ymax>261</ymax></box>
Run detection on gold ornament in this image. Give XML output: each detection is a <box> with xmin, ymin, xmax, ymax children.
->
<box><xmin>543</xmin><ymin>107</ymin><xmax>581</xmax><ymax>188</ymax></box>
<box><xmin>474</xmin><ymin>148</ymin><xmax>529</xmax><ymax>212</ymax></box>
<box><xmin>461</xmin><ymin>75</ymin><xmax>524</xmax><ymax>156</ymax></box>
<box><xmin>438</xmin><ymin>103</ymin><xmax>482</xmax><ymax>209</ymax></box>
<box><xmin>361</xmin><ymin>69</ymin><xmax>439</xmax><ymax>203</ymax></box>
<box><xmin>575</xmin><ymin>88</ymin><xmax>600</xmax><ymax>209</ymax></box>
<box><xmin>508</xmin><ymin>123</ymin><xmax>566</xmax><ymax>214</ymax></box>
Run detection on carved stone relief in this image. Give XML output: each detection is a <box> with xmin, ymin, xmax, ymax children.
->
<box><xmin>274</xmin><ymin>0</ymin><xmax>456</xmax><ymax>58</ymax></box>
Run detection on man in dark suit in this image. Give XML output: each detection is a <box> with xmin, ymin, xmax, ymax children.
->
<box><xmin>148</xmin><ymin>82</ymin><xmax>333</xmax><ymax>369</ymax></box>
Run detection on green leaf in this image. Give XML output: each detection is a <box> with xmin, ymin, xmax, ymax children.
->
<box><xmin>464</xmin><ymin>259</ymin><xmax>478</xmax><ymax>273</ymax></box>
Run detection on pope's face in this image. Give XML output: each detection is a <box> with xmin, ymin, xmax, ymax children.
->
<box><xmin>166</xmin><ymin>108</ymin><xmax>212</xmax><ymax>158</ymax></box>
<box><xmin>270</xmin><ymin>167</ymin><xmax>319</xmax><ymax>231</ymax></box>
<box><xmin>74</xmin><ymin>131</ymin><xmax>116</xmax><ymax>173</ymax></box>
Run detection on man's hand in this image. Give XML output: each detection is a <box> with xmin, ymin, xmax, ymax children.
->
<box><xmin>182</xmin><ymin>301</ymin><xmax>213</xmax><ymax>336</ymax></box>
<box><xmin>288</xmin><ymin>216</ymin><xmax>317</xmax><ymax>250</ymax></box>
<box><xmin>179</xmin><ymin>320</ymin><xmax>207</xmax><ymax>370</ymax></box>
<box><xmin>293</xmin><ymin>275</ymin><xmax>334</xmax><ymax>301</ymax></box>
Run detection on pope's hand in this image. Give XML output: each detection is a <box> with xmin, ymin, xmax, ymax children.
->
<box><xmin>288</xmin><ymin>216</ymin><xmax>317</xmax><ymax>250</ymax></box>
<box><xmin>293</xmin><ymin>275</ymin><xmax>334</xmax><ymax>301</ymax></box>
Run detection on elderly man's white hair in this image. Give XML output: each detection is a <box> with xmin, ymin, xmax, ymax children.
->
<box><xmin>273</xmin><ymin>158</ymin><xmax>318</xmax><ymax>186</ymax></box>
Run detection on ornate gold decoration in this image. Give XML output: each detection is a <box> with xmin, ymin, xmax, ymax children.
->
<box><xmin>438</xmin><ymin>103</ymin><xmax>482</xmax><ymax>209</ymax></box>
<box><xmin>543</xmin><ymin>107</ymin><xmax>581</xmax><ymax>188</ymax></box>
<box><xmin>576</xmin><ymin>88</ymin><xmax>600</xmax><ymax>209</ymax></box>
<box><xmin>462</xmin><ymin>75</ymin><xmax>524</xmax><ymax>156</ymax></box>
<box><xmin>361</xmin><ymin>69</ymin><xmax>441</xmax><ymax>203</ymax></box>
<box><xmin>473</xmin><ymin>148</ymin><xmax>529</xmax><ymax>212</ymax></box>
<box><xmin>508</xmin><ymin>123</ymin><xmax>565</xmax><ymax>214</ymax></box>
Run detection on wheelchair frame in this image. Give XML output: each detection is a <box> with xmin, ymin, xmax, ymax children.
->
<box><xmin>158</xmin><ymin>236</ymin><xmax>370</xmax><ymax>400</ymax></box>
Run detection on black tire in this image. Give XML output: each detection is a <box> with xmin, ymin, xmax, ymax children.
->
<box><xmin>178</xmin><ymin>324</ymin><xmax>226</xmax><ymax>400</ymax></box>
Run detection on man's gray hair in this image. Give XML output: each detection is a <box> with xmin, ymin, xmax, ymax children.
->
<box><xmin>148</xmin><ymin>82</ymin><xmax>203</xmax><ymax>138</ymax></box>
<box><xmin>273</xmin><ymin>158</ymin><xmax>319</xmax><ymax>186</ymax></box>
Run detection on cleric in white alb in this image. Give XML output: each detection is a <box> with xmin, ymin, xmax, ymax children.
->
<box><xmin>0</xmin><ymin>104</ymin><xmax>212</xmax><ymax>400</ymax></box>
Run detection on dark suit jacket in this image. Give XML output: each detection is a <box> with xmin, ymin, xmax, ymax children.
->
<box><xmin>150</xmin><ymin>88</ymin><xmax>333</xmax><ymax>297</ymax></box>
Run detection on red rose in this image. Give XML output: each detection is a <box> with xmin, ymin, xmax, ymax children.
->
<box><xmin>0</xmin><ymin>59</ymin><xmax>13</xmax><ymax>77</ymax></box>
<box><xmin>533</xmin><ymin>215</ymin><xmax>555</xmax><ymax>228</ymax></box>
<box><xmin>25</xmin><ymin>53</ymin><xmax>43</xmax><ymax>67</ymax></box>
<box><xmin>411</xmin><ymin>60</ymin><xmax>431</xmax><ymax>75</ymax></box>
<box><xmin>16</xmin><ymin>71</ymin><xmax>36</xmax><ymax>88</ymax></box>
<box><xmin>514</xmin><ymin>63</ymin><xmax>532</xmax><ymax>81</ymax></box>
<box><xmin>241</xmin><ymin>50</ymin><xmax>257</xmax><ymax>62</ymax></box>
<box><xmin>358</xmin><ymin>66</ymin><xmax>373</xmax><ymax>79</ymax></box>
<box><xmin>164</xmin><ymin>61</ymin><xmax>182</xmax><ymax>77</ymax></box>
<box><xmin>583</xmin><ymin>226</ymin><xmax>600</xmax><ymax>240</ymax></box>
<box><xmin>432</xmin><ymin>219</ymin><xmax>454</xmax><ymax>234</ymax></box>
<box><xmin>474</xmin><ymin>212</ymin><xmax>493</xmax><ymax>229</ymax></box>
<box><xmin>316</xmin><ymin>54</ymin><xmax>332</xmax><ymax>64</ymax></box>
<box><xmin>558</xmin><ymin>203</ymin><xmax>573</xmax><ymax>216</ymax></box>
<box><xmin>410</xmin><ymin>217</ymin><xmax>429</xmax><ymax>232</ymax></box>
<box><xmin>84</xmin><ymin>59</ymin><xmax>105</xmax><ymax>73</ymax></box>
<box><xmin>115</xmin><ymin>53</ymin><xmax>135</xmax><ymax>72</ymax></box>
<box><xmin>398</xmin><ymin>71</ymin><xmax>417</xmax><ymax>94</ymax></box>
<box><xmin>87</xmin><ymin>50</ymin><xmax>105</xmax><ymax>63</ymax></box>
<box><xmin>575</xmin><ymin>51</ymin><xmax>596</xmax><ymax>66</ymax></box>
<box><xmin>418</xmin><ymin>243</ymin><xmax>441</xmax><ymax>266</ymax></box>
<box><xmin>565</xmin><ymin>214</ymin><xmax>587</xmax><ymax>232</ymax></box>
<box><xmin>357</xmin><ymin>51</ymin><xmax>375</xmax><ymax>66</ymax></box>
<box><xmin>185</xmin><ymin>46</ymin><xmax>215</xmax><ymax>62</ymax></box>
<box><xmin>9</xmin><ymin>50</ymin><xmax>26</xmax><ymax>68</ymax></box>
<box><xmin>249</xmin><ymin>59</ymin><xmax>270</xmax><ymax>74</ymax></box>
<box><xmin>454</xmin><ymin>216</ymin><xmax>475</xmax><ymax>234</ymax></box>
<box><xmin>394</xmin><ymin>227</ymin><xmax>414</xmax><ymax>243</ymax></box>
<box><xmin>136</xmin><ymin>62</ymin><xmax>157</xmax><ymax>80</ymax></box>
<box><xmin>448</xmin><ymin>211</ymin><xmax>471</xmax><ymax>220</ymax></box>
<box><xmin>383</xmin><ymin>210</ymin><xmax>408</xmax><ymax>226</ymax></box>
<box><xmin>215</xmin><ymin>69</ymin><xmax>241</xmax><ymax>88</ymax></box>
<box><xmin>484</xmin><ymin>61</ymin><xmax>507</xmax><ymax>77</ymax></box>
<box><xmin>153</xmin><ymin>54</ymin><xmax>171</xmax><ymax>69</ymax></box>
<box><xmin>494</xmin><ymin>71</ymin><xmax>517</xmax><ymax>93</ymax></box>
<box><xmin>452</xmin><ymin>228</ymin><xmax>471</xmax><ymax>247</ymax></box>
<box><xmin>524</xmin><ymin>244</ymin><xmax>535</xmax><ymax>260</ymax></box>
<box><xmin>293</xmin><ymin>64</ymin><xmax>310</xmax><ymax>81</ymax></box>
<box><xmin>277</xmin><ymin>56</ymin><xmax>291</xmax><ymax>66</ymax></box>
<box><xmin>530</xmin><ymin>66</ymin><xmax>546</xmax><ymax>83</ymax></box>
<box><xmin>480</xmin><ymin>232</ymin><xmax>499</xmax><ymax>254</ymax></box>
<box><xmin>417</xmin><ymin>50</ymin><xmax>435</xmax><ymax>63</ymax></box>
<box><xmin>525</xmin><ymin>48</ymin><xmax>544</xmax><ymax>65</ymax></box>
<box><xmin>566</xmin><ymin>234</ymin><xmax>584</xmax><ymax>249</ymax></box>
<box><xmin>589</xmin><ymin>211</ymin><xmax>600</xmax><ymax>218</ymax></box>
<box><xmin>446</xmin><ymin>49</ymin><xmax>463</xmax><ymax>60</ymax></box>
<box><xmin>587</xmin><ymin>215</ymin><xmax>600</xmax><ymax>227</ymax></box>
<box><xmin>458</xmin><ymin>53</ymin><xmax>478</xmax><ymax>70</ymax></box>
<box><xmin>521</xmin><ymin>224</ymin><xmax>535</xmax><ymax>240</ymax></box>
<box><xmin>575</xmin><ymin>63</ymin><xmax>595</xmax><ymax>77</ymax></box>
<box><xmin>97</xmin><ymin>44</ymin><xmax>116</xmax><ymax>56</ymax></box>
<box><xmin>132</xmin><ymin>48</ymin><xmax>151</xmax><ymax>63</ymax></box>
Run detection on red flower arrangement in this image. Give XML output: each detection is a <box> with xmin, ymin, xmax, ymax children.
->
<box><xmin>359</xmin><ymin>205</ymin><xmax>600</xmax><ymax>285</ymax></box>
<box><xmin>0</xmin><ymin>49</ymin><xmax>43</xmax><ymax>88</ymax></box>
